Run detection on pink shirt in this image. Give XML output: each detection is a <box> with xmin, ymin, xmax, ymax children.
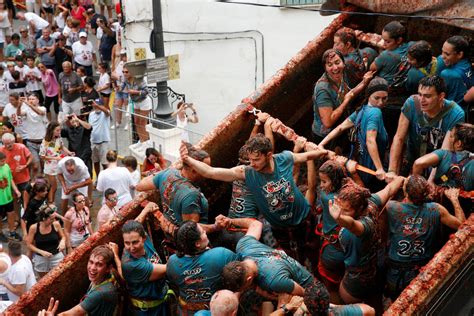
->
<box><xmin>97</xmin><ymin>204</ymin><xmax>118</xmax><ymax>228</ymax></box>
<box><xmin>41</xmin><ymin>69</ymin><xmax>59</xmax><ymax>97</ymax></box>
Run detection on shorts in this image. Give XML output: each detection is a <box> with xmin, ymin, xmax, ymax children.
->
<box><xmin>25</xmin><ymin>140</ymin><xmax>41</xmax><ymax>164</ymax></box>
<box><xmin>0</xmin><ymin>201</ymin><xmax>14</xmax><ymax>218</ymax></box>
<box><xmin>91</xmin><ymin>142</ymin><xmax>109</xmax><ymax>164</ymax></box>
<box><xmin>99</xmin><ymin>0</ymin><xmax>113</xmax><ymax>6</ymax></box>
<box><xmin>42</xmin><ymin>5</ymin><xmax>54</xmax><ymax>14</ymax></box>
<box><xmin>44</xmin><ymin>95</ymin><xmax>60</xmax><ymax>114</ymax></box>
<box><xmin>100</xmin><ymin>92</ymin><xmax>111</xmax><ymax>98</ymax></box>
<box><xmin>16</xmin><ymin>182</ymin><xmax>29</xmax><ymax>192</ymax></box>
<box><xmin>115</xmin><ymin>91</ymin><xmax>129</xmax><ymax>101</ymax></box>
<box><xmin>341</xmin><ymin>268</ymin><xmax>377</xmax><ymax>300</ymax></box>
<box><xmin>33</xmin><ymin>252</ymin><xmax>64</xmax><ymax>273</ymax></box>
<box><xmin>133</xmin><ymin>97</ymin><xmax>152</xmax><ymax>111</ymax></box>
<box><xmin>61</xmin><ymin>98</ymin><xmax>83</xmax><ymax>115</ymax></box>
<box><xmin>0</xmin><ymin>43</ymin><xmax>3</xmax><ymax>49</ymax></box>
<box><xmin>61</xmin><ymin>184</ymin><xmax>88</xmax><ymax>200</ymax></box>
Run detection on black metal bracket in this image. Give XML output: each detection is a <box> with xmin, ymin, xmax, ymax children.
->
<box><xmin>147</xmin><ymin>86</ymin><xmax>186</xmax><ymax>108</ymax></box>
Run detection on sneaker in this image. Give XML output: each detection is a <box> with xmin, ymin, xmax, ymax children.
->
<box><xmin>123</xmin><ymin>124</ymin><xmax>128</xmax><ymax>131</ymax></box>
<box><xmin>0</xmin><ymin>233</ymin><xmax>8</xmax><ymax>243</ymax></box>
<box><xmin>110</xmin><ymin>124</ymin><xmax>115</xmax><ymax>130</ymax></box>
<box><xmin>8</xmin><ymin>231</ymin><xmax>22</xmax><ymax>241</ymax></box>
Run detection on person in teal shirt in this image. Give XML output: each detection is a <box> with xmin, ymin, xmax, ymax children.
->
<box><xmin>328</xmin><ymin>176</ymin><xmax>405</xmax><ymax>303</ymax></box>
<box><xmin>405</xmin><ymin>41</ymin><xmax>442</xmax><ymax>95</ymax></box>
<box><xmin>166</xmin><ymin>221</ymin><xmax>238</xmax><ymax>315</ymax></box>
<box><xmin>387</xmin><ymin>76</ymin><xmax>465</xmax><ymax>178</ymax></box>
<box><xmin>4</xmin><ymin>34</ymin><xmax>25</xmax><ymax>61</ymax></box>
<box><xmin>0</xmin><ymin>151</ymin><xmax>21</xmax><ymax>242</ymax></box>
<box><xmin>439</xmin><ymin>36</ymin><xmax>473</xmax><ymax>108</ymax></box>
<box><xmin>413</xmin><ymin>123</ymin><xmax>473</xmax><ymax>191</ymax></box>
<box><xmin>333</xmin><ymin>28</ymin><xmax>378</xmax><ymax>88</ymax></box>
<box><xmin>385</xmin><ymin>176</ymin><xmax>465</xmax><ymax>300</ymax></box>
<box><xmin>312</xmin><ymin>49</ymin><xmax>369</xmax><ymax>143</ymax></box>
<box><xmin>319</xmin><ymin>77</ymin><xmax>389</xmax><ymax>188</ymax></box>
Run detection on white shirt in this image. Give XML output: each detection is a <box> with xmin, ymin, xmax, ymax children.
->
<box><xmin>22</xmin><ymin>104</ymin><xmax>47</xmax><ymax>140</ymax></box>
<box><xmin>98</xmin><ymin>73</ymin><xmax>111</xmax><ymax>94</ymax></box>
<box><xmin>2</xmin><ymin>102</ymin><xmax>28</xmax><ymax>138</ymax></box>
<box><xmin>7</xmin><ymin>255</ymin><xmax>36</xmax><ymax>302</ymax></box>
<box><xmin>0</xmin><ymin>253</ymin><xmax>11</xmax><ymax>295</ymax></box>
<box><xmin>97</xmin><ymin>166</ymin><xmax>133</xmax><ymax>208</ymax></box>
<box><xmin>23</xmin><ymin>65</ymin><xmax>42</xmax><ymax>92</ymax></box>
<box><xmin>57</xmin><ymin>157</ymin><xmax>91</xmax><ymax>186</ymax></box>
<box><xmin>24</xmin><ymin>12</ymin><xmax>49</xmax><ymax>30</ymax></box>
<box><xmin>0</xmin><ymin>72</ymin><xmax>9</xmax><ymax>107</ymax></box>
<box><xmin>72</xmin><ymin>41</ymin><xmax>94</xmax><ymax>66</ymax></box>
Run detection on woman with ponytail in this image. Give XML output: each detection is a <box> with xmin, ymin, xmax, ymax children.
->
<box><xmin>385</xmin><ymin>175</ymin><xmax>465</xmax><ymax>300</ymax></box>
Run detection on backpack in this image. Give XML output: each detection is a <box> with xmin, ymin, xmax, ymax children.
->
<box><xmin>439</xmin><ymin>151</ymin><xmax>473</xmax><ymax>190</ymax></box>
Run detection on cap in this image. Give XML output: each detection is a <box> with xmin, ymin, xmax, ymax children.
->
<box><xmin>366</xmin><ymin>77</ymin><xmax>389</xmax><ymax>97</ymax></box>
<box><xmin>79</xmin><ymin>31</ymin><xmax>88</xmax><ymax>38</ymax></box>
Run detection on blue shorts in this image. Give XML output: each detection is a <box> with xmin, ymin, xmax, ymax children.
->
<box><xmin>115</xmin><ymin>91</ymin><xmax>129</xmax><ymax>101</ymax></box>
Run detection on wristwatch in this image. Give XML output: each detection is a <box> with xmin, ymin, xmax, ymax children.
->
<box><xmin>280</xmin><ymin>304</ymin><xmax>290</xmax><ymax>314</ymax></box>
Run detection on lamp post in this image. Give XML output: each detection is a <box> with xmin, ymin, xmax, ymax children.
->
<box><xmin>151</xmin><ymin>0</ymin><xmax>175</xmax><ymax>129</ymax></box>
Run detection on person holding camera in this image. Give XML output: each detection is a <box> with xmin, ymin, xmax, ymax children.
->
<box><xmin>64</xmin><ymin>192</ymin><xmax>93</xmax><ymax>252</ymax></box>
<box><xmin>172</xmin><ymin>101</ymin><xmax>199</xmax><ymax>142</ymax></box>
<box><xmin>61</xmin><ymin>114</ymin><xmax>93</xmax><ymax>177</ymax></box>
<box><xmin>96</xmin><ymin>18</ymin><xmax>116</xmax><ymax>64</ymax></box>
<box><xmin>88</xmin><ymin>98</ymin><xmax>111</xmax><ymax>178</ymax></box>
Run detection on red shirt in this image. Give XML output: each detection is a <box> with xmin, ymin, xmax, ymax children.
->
<box><xmin>115</xmin><ymin>2</ymin><xmax>121</xmax><ymax>15</ymax></box>
<box><xmin>71</xmin><ymin>6</ymin><xmax>87</xmax><ymax>28</ymax></box>
<box><xmin>0</xmin><ymin>143</ymin><xmax>31</xmax><ymax>185</ymax></box>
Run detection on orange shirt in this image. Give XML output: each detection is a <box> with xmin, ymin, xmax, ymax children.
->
<box><xmin>0</xmin><ymin>143</ymin><xmax>31</xmax><ymax>185</ymax></box>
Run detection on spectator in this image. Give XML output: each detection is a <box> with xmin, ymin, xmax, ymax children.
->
<box><xmin>4</xmin><ymin>33</ymin><xmax>24</xmax><ymax>61</ymax></box>
<box><xmin>86</xmin><ymin>8</ymin><xmax>106</xmax><ymax>36</ymax></box>
<box><xmin>70</xmin><ymin>0</ymin><xmax>87</xmax><ymax>29</ymax></box>
<box><xmin>57</xmin><ymin>156</ymin><xmax>92</xmax><ymax>214</ymax></box>
<box><xmin>1</xmin><ymin>121</ymin><xmax>22</xmax><ymax>144</ymax></box>
<box><xmin>7</xmin><ymin>70</ymin><xmax>26</xmax><ymax>96</ymax></box>
<box><xmin>111</xmin><ymin>50</ymin><xmax>128</xmax><ymax>130</ymax></box>
<box><xmin>98</xmin><ymin>0</ymin><xmax>113</xmax><ymax>20</ymax></box>
<box><xmin>40</xmin><ymin>122</ymin><xmax>74</xmax><ymax>203</ymax></box>
<box><xmin>97</xmin><ymin>188</ymin><xmax>119</xmax><ymax>228</ymax></box>
<box><xmin>120</xmin><ymin>204</ymin><xmax>170</xmax><ymax>314</ymax></box>
<box><xmin>96</xmin><ymin>63</ymin><xmax>111</xmax><ymax>107</ymax></box>
<box><xmin>88</xmin><ymin>98</ymin><xmax>111</xmax><ymax>177</ymax></box>
<box><xmin>53</xmin><ymin>4</ymin><xmax>69</xmax><ymax>32</ymax></box>
<box><xmin>0</xmin><ymin>3</ymin><xmax>9</xmax><ymax>62</ymax></box>
<box><xmin>64</xmin><ymin>18</ymin><xmax>81</xmax><ymax>47</ymax></box>
<box><xmin>122</xmin><ymin>65</ymin><xmax>151</xmax><ymax>143</ymax></box>
<box><xmin>61</xmin><ymin>113</ymin><xmax>92</xmax><ymax>176</ymax></box>
<box><xmin>22</xmin><ymin>92</ymin><xmax>48</xmax><ymax>177</ymax></box>
<box><xmin>36</xmin><ymin>28</ymin><xmax>56</xmax><ymax>70</ymax></box>
<box><xmin>171</xmin><ymin>102</ymin><xmax>199</xmax><ymax>143</ymax></box>
<box><xmin>0</xmin><ymin>245</ymin><xmax>11</xmax><ymax>302</ymax></box>
<box><xmin>97</xmin><ymin>151</ymin><xmax>132</xmax><ymax>208</ymax></box>
<box><xmin>20</xmin><ymin>181</ymin><xmax>48</xmax><ymax>237</ymax></box>
<box><xmin>0</xmin><ymin>151</ymin><xmax>21</xmax><ymax>242</ymax></box>
<box><xmin>25</xmin><ymin>204</ymin><xmax>66</xmax><ymax>277</ymax></box>
<box><xmin>96</xmin><ymin>18</ymin><xmax>116</xmax><ymax>64</ymax></box>
<box><xmin>38</xmin><ymin>62</ymin><xmax>60</xmax><ymax>119</ymax></box>
<box><xmin>72</xmin><ymin>32</ymin><xmax>96</xmax><ymax>77</ymax></box>
<box><xmin>58</xmin><ymin>61</ymin><xmax>83</xmax><ymax>115</ymax></box>
<box><xmin>122</xmin><ymin>156</ymin><xmax>140</xmax><ymax>197</ymax></box>
<box><xmin>49</xmin><ymin>34</ymin><xmax>73</xmax><ymax>76</ymax></box>
<box><xmin>194</xmin><ymin>290</ymin><xmax>239</xmax><ymax>316</ymax></box>
<box><xmin>141</xmin><ymin>147</ymin><xmax>166</xmax><ymax>177</ymax></box>
<box><xmin>0</xmin><ymin>65</ymin><xmax>9</xmax><ymax>110</ymax></box>
<box><xmin>81</xmin><ymin>76</ymin><xmax>99</xmax><ymax>105</ymax></box>
<box><xmin>2</xmin><ymin>93</ymin><xmax>27</xmax><ymax>140</ymax></box>
<box><xmin>23</xmin><ymin>56</ymin><xmax>43</xmax><ymax>104</ymax></box>
<box><xmin>16</xmin><ymin>12</ymin><xmax>49</xmax><ymax>39</ymax></box>
<box><xmin>18</xmin><ymin>26</ymin><xmax>35</xmax><ymax>57</ymax></box>
<box><xmin>0</xmin><ymin>241</ymin><xmax>36</xmax><ymax>302</ymax></box>
<box><xmin>64</xmin><ymin>192</ymin><xmax>93</xmax><ymax>250</ymax></box>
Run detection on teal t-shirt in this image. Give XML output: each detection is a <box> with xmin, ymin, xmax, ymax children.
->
<box><xmin>344</xmin><ymin>47</ymin><xmax>378</xmax><ymax>88</ymax></box>
<box><xmin>236</xmin><ymin>235</ymin><xmax>313</xmax><ymax>293</ymax></box>
<box><xmin>244</xmin><ymin>151</ymin><xmax>310</xmax><ymax>228</ymax></box>
<box><xmin>401</xmin><ymin>96</ymin><xmax>465</xmax><ymax>163</ymax></box>
<box><xmin>433</xmin><ymin>149</ymin><xmax>473</xmax><ymax>191</ymax></box>
<box><xmin>5</xmin><ymin>43</ymin><xmax>25</xmax><ymax>58</ymax></box>
<box><xmin>439</xmin><ymin>58</ymin><xmax>473</xmax><ymax>106</ymax></box>
<box><xmin>0</xmin><ymin>164</ymin><xmax>13</xmax><ymax>206</ymax></box>
<box><xmin>329</xmin><ymin>304</ymin><xmax>363</xmax><ymax>316</ymax></box>
<box><xmin>374</xmin><ymin>42</ymin><xmax>413</xmax><ymax>85</ymax></box>
<box><xmin>320</xmin><ymin>191</ymin><xmax>345</xmax><ymax>265</ymax></box>
<box><xmin>79</xmin><ymin>277</ymin><xmax>118</xmax><ymax>316</ymax></box>
<box><xmin>348</xmin><ymin>104</ymin><xmax>388</xmax><ymax>184</ymax></box>
<box><xmin>387</xmin><ymin>201</ymin><xmax>441</xmax><ymax>263</ymax></box>
<box><xmin>153</xmin><ymin>168</ymin><xmax>209</xmax><ymax>225</ymax></box>
<box><xmin>405</xmin><ymin>56</ymin><xmax>443</xmax><ymax>95</ymax></box>
<box><xmin>121</xmin><ymin>236</ymin><xmax>168</xmax><ymax>300</ymax></box>
<box><xmin>228</xmin><ymin>180</ymin><xmax>258</xmax><ymax>219</ymax></box>
<box><xmin>167</xmin><ymin>247</ymin><xmax>238</xmax><ymax>311</ymax></box>
<box><xmin>312</xmin><ymin>73</ymin><xmax>351</xmax><ymax>137</ymax></box>
<box><xmin>339</xmin><ymin>194</ymin><xmax>381</xmax><ymax>268</ymax></box>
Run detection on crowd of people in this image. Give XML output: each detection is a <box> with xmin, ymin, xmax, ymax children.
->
<box><xmin>0</xmin><ymin>3</ymin><xmax>470</xmax><ymax>315</ymax></box>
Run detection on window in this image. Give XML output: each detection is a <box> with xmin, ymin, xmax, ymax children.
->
<box><xmin>280</xmin><ymin>0</ymin><xmax>324</xmax><ymax>6</ymax></box>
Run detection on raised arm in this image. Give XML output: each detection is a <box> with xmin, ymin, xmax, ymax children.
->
<box><xmin>329</xmin><ymin>199</ymin><xmax>366</xmax><ymax>236</ymax></box>
<box><xmin>412</xmin><ymin>152</ymin><xmax>440</xmax><ymax>175</ymax></box>
<box><xmin>442</xmin><ymin>188</ymin><xmax>466</xmax><ymax>226</ymax></box>
<box><xmin>375</xmin><ymin>176</ymin><xmax>405</xmax><ymax>206</ymax></box>
<box><xmin>216</xmin><ymin>215</ymin><xmax>263</xmax><ymax>240</ymax></box>
<box><xmin>292</xmin><ymin>143</ymin><xmax>328</xmax><ymax>164</ymax></box>
<box><xmin>319</xmin><ymin>118</ymin><xmax>354</xmax><ymax>148</ymax></box>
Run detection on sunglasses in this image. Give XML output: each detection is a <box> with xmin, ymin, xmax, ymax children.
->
<box><xmin>122</xmin><ymin>71</ymin><xmax>129</xmax><ymax>73</ymax></box>
<box><xmin>75</xmin><ymin>199</ymin><xmax>86</xmax><ymax>203</ymax></box>
<box><xmin>107</xmin><ymin>197</ymin><xmax>118</xmax><ymax>202</ymax></box>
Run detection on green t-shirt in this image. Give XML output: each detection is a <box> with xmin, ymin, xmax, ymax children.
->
<box><xmin>0</xmin><ymin>164</ymin><xmax>13</xmax><ymax>206</ymax></box>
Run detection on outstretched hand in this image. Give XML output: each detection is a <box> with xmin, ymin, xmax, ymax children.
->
<box><xmin>37</xmin><ymin>297</ymin><xmax>59</xmax><ymax>316</ymax></box>
<box><xmin>444</xmin><ymin>187</ymin><xmax>460</xmax><ymax>201</ymax></box>
<box><xmin>179</xmin><ymin>141</ymin><xmax>189</xmax><ymax>162</ymax></box>
<box><xmin>329</xmin><ymin>199</ymin><xmax>342</xmax><ymax>221</ymax></box>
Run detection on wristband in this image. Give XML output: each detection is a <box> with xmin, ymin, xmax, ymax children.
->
<box><xmin>280</xmin><ymin>304</ymin><xmax>290</xmax><ymax>314</ymax></box>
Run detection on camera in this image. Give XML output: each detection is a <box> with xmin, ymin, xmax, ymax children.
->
<box><xmin>80</xmin><ymin>99</ymin><xmax>94</xmax><ymax>114</ymax></box>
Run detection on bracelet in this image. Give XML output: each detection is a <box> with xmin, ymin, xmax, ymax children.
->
<box><xmin>280</xmin><ymin>304</ymin><xmax>290</xmax><ymax>314</ymax></box>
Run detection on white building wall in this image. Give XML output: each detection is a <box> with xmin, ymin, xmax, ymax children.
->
<box><xmin>123</xmin><ymin>0</ymin><xmax>336</xmax><ymax>136</ymax></box>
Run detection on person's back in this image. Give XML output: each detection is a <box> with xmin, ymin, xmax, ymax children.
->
<box><xmin>88</xmin><ymin>109</ymin><xmax>111</xmax><ymax>143</ymax></box>
<box><xmin>97</xmin><ymin>166</ymin><xmax>132</xmax><ymax>208</ymax></box>
<box><xmin>7</xmin><ymin>254</ymin><xmax>36</xmax><ymax>302</ymax></box>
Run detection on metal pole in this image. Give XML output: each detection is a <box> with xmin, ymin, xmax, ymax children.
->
<box><xmin>151</xmin><ymin>0</ymin><xmax>175</xmax><ymax>129</ymax></box>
